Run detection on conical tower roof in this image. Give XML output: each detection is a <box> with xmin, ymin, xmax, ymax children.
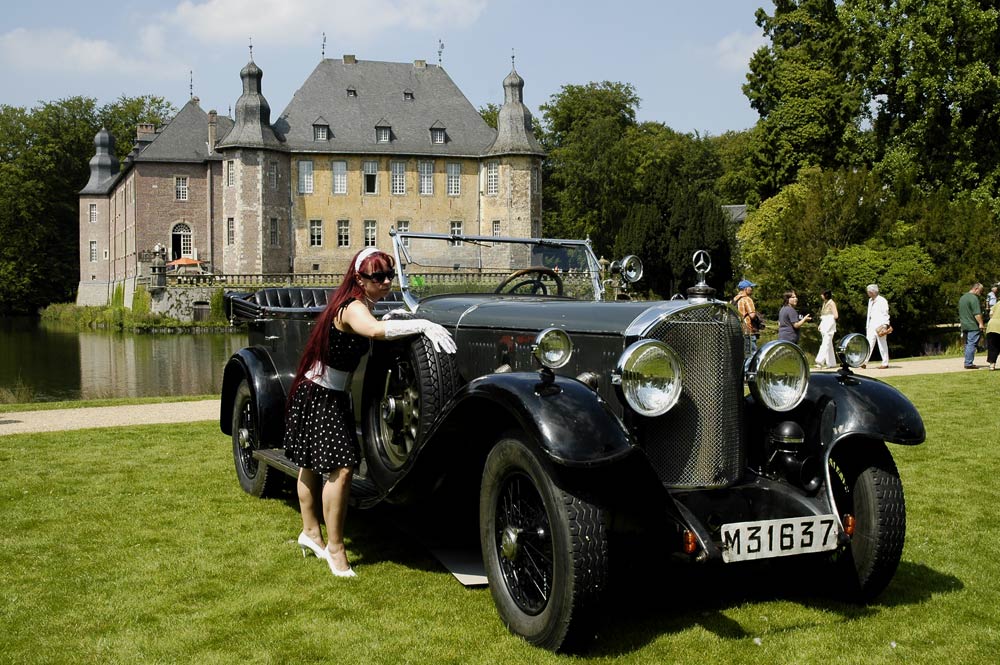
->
<box><xmin>485</xmin><ymin>65</ymin><xmax>544</xmax><ymax>157</ymax></box>
<box><xmin>217</xmin><ymin>58</ymin><xmax>284</xmax><ymax>150</ymax></box>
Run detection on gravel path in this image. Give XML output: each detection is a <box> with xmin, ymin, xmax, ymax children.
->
<box><xmin>0</xmin><ymin>354</ymin><xmax>992</xmax><ymax>437</ymax></box>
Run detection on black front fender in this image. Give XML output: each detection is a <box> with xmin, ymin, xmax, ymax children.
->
<box><xmin>220</xmin><ymin>347</ymin><xmax>287</xmax><ymax>447</ymax></box>
<box><xmin>437</xmin><ymin>372</ymin><xmax>634</xmax><ymax>467</ymax></box>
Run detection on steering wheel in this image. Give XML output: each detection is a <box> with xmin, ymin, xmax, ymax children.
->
<box><xmin>494</xmin><ymin>267</ymin><xmax>564</xmax><ymax>296</ymax></box>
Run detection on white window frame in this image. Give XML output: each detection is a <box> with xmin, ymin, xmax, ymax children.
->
<box><xmin>364</xmin><ymin>220</ymin><xmax>377</xmax><ymax>247</ymax></box>
<box><xmin>363</xmin><ymin>160</ymin><xmax>379</xmax><ymax>194</ymax></box>
<box><xmin>226</xmin><ymin>218</ymin><xmax>235</xmax><ymax>245</ymax></box>
<box><xmin>376</xmin><ymin>127</ymin><xmax>390</xmax><ymax>143</ymax></box>
<box><xmin>391</xmin><ymin>161</ymin><xmax>406</xmax><ymax>195</ymax></box>
<box><xmin>446</xmin><ymin>163</ymin><xmax>461</xmax><ymax>196</ymax></box>
<box><xmin>332</xmin><ymin>161</ymin><xmax>347</xmax><ymax>194</ymax></box>
<box><xmin>314</xmin><ymin>125</ymin><xmax>328</xmax><ymax>141</ymax></box>
<box><xmin>173</xmin><ymin>222</ymin><xmax>192</xmax><ymax>256</ymax></box>
<box><xmin>298</xmin><ymin>160</ymin><xmax>314</xmax><ymax>194</ymax></box>
<box><xmin>431</xmin><ymin>128</ymin><xmax>446</xmax><ymax>144</ymax></box>
<box><xmin>337</xmin><ymin>219</ymin><xmax>350</xmax><ymax>247</ymax></box>
<box><xmin>175</xmin><ymin>176</ymin><xmax>188</xmax><ymax>201</ymax></box>
<box><xmin>309</xmin><ymin>219</ymin><xmax>323</xmax><ymax>247</ymax></box>
<box><xmin>396</xmin><ymin>220</ymin><xmax>410</xmax><ymax>247</ymax></box>
<box><xmin>226</xmin><ymin>160</ymin><xmax>235</xmax><ymax>187</ymax></box>
<box><xmin>418</xmin><ymin>161</ymin><xmax>434</xmax><ymax>195</ymax></box>
<box><xmin>268</xmin><ymin>161</ymin><xmax>278</xmax><ymax>189</ymax></box>
<box><xmin>89</xmin><ymin>241</ymin><xmax>97</xmax><ymax>262</ymax></box>
<box><xmin>449</xmin><ymin>220</ymin><xmax>463</xmax><ymax>246</ymax></box>
<box><xmin>88</xmin><ymin>203</ymin><xmax>97</xmax><ymax>224</ymax></box>
<box><xmin>493</xmin><ymin>220</ymin><xmax>501</xmax><ymax>238</ymax></box>
<box><xmin>486</xmin><ymin>161</ymin><xmax>499</xmax><ymax>196</ymax></box>
<box><xmin>269</xmin><ymin>217</ymin><xmax>279</xmax><ymax>247</ymax></box>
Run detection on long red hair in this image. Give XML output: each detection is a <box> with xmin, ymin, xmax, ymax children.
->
<box><xmin>287</xmin><ymin>248</ymin><xmax>395</xmax><ymax>403</ymax></box>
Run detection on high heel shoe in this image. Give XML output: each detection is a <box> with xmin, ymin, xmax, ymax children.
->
<box><xmin>325</xmin><ymin>547</ymin><xmax>357</xmax><ymax>578</ymax></box>
<box><xmin>297</xmin><ymin>532</ymin><xmax>326</xmax><ymax>559</ymax></box>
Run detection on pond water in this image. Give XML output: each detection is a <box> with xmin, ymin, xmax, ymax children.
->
<box><xmin>0</xmin><ymin>317</ymin><xmax>247</xmax><ymax>402</ymax></box>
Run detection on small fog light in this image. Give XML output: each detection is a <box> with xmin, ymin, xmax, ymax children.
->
<box><xmin>532</xmin><ymin>328</ymin><xmax>573</xmax><ymax>369</ymax></box>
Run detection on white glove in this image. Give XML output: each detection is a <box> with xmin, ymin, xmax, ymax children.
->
<box><xmin>383</xmin><ymin>319</ymin><xmax>457</xmax><ymax>354</ymax></box>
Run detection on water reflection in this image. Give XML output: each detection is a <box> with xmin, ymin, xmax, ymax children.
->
<box><xmin>1</xmin><ymin>317</ymin><xmax>247</xmax><ymax>402</ymax></box>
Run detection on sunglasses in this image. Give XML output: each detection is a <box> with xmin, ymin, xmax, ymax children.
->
<box><xmin>359</xmin><ymin>270</ymin><xmax>396</xmax><ymax>282</ymax></box>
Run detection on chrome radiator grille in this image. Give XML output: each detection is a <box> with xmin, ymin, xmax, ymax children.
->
<box><xmin>639</xmin><ymin>303</ymin><xmax>745</xmax><ymax>488</ymax></box>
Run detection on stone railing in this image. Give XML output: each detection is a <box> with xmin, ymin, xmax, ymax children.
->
<box><xmin>167</xmin><ymin>273</ymin><xmax>345</xmax><ymax>287</ymax></box>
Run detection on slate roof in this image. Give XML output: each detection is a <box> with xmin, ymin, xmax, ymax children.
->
<box><xmin>271</xmin><ymin>58</ymin><xmax>498</xmax><ymax>157</ymax></box>
<box><xmin>80</xmin><ymin>128</ymin><xmax>122</xmax><ymax>195</ymax></box>
<box><xmin>485</xmin><ymin>68</ymin><xmax>545</xmax><ymax>157</ymax></box>
<box><xmin>135</xmin><ymin>99</ymin><xmax>234</xmax><ymax>163</ymax></box>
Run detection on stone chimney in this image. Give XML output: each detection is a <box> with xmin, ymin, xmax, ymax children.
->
<box><xmin>343</xmin><ymin>54</ymin><xmax>356</xmax><ymax>64</ymax></box>
<box><xmin>136</xmin><ymin>123</ymin><xmax>156</xmax><ymax>142</ymax></box>
<box><xmin>207</xmin><ymin>110</ymin><xmax>217</xmax><ymax>155</ymax></box>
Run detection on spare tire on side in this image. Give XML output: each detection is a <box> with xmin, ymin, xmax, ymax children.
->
<box><xmin>362</xmin><ymin>333</ymin><xmax>460</xmax><ymax>489</ymax></box>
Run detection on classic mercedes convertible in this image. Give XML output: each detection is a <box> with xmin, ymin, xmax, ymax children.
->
<box><xmin>220</xmin><ymin>231</ymin><xmax>925</xmax><ymax>651</ymax></box>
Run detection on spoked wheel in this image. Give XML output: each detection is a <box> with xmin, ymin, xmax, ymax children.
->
<box><xmin>231</xmin><ymin>379</ymin><xmax>277</xmax><ymax>497</ymax></box>
<box><xmin>827</xmin><ymin>439</ymin><xmax>906</xmax><ymax>601</ymax></box>
<box><xmin>480</xmin><ymin>434</ymin><xmax>608</xmax><ymax>651</ymax></box>
<box><xmin>363</xmin><ymin>334</ymin><xmax>460</xmax><ymax>487</ymax></box>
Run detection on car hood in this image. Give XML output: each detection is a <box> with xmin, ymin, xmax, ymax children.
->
<box><xmin>415</xmin><ymin>295</ymin><xmax>688</xmax><ymax>336</ymax></box>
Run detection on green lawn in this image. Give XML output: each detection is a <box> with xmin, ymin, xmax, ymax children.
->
<box><xmin>1</xmin><ymin>373</ymin><xmax>998</xmax><ymax>663</ymax></box>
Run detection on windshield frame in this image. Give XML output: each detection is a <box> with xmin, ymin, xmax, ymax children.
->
<box><xmin>388</xmin><ymin>230</ymin><xmax>605</xmax><ymax>310</ymax></box>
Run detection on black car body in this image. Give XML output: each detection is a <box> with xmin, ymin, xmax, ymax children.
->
<box><xmin>220</xmin><ymin>232</ymin><xmax>925</xmax><ymax>651</ymax></box>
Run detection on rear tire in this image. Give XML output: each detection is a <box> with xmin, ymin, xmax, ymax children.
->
<box><xmin>232</xmin><ymin>379</ymin><xmax>279</xmax><ymax>498</ymax></box>
<box><xmin>827</xmin><ymin>440</ymin><xmax>906</xmax><ymax>601</ymax></box>
<box><xmin>480</xmin><ymin>435</ymin><xmax>608</xmax><ymax>651</ymax></box>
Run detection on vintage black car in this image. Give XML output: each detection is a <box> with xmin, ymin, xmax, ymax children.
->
<box><xmin>220</xmin><ymin>231</ymin><xmax>925</xmax><ymax>651</ymax></box>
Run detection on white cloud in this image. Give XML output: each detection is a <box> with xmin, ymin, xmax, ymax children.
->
<box><xmin>715</xmin><ymin>30</ymin><xmax>767</xmax><ymax>72</ymax></box>
<box><xmin>169</xmin><ymin>0</ymin><xmax>487</xmax><ymax>43</ymax></box>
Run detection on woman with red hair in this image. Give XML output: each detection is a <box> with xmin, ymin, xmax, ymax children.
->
<box><xmin>285</xmin><ymin>247</ymin><xmax>455</xmax><ymax>577</ymax></box>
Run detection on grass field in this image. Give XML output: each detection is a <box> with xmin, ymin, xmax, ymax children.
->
<box><xmin>1</xmin><ymin>373</ymin><xmax>998</xmax><ymax>664</ymax></box>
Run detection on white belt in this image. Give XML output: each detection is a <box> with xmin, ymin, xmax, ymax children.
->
<box><xmin>305</xmin><ymin>362</ymin><xmax>351</xmax><ymax>391</ymax></box>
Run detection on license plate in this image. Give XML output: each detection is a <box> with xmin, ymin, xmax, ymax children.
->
<box><xmin>720</xmin><ymin>515</ymin><xmax>840</xmax><ymax>563</ymax></box>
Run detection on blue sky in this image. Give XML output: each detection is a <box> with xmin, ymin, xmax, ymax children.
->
<box><xmin>0</xmin><ymin>0</ymin><xmax>768</xmax><ymax>135</ymax></box>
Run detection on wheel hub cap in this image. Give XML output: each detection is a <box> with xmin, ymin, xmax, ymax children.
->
<box><xmin>238</xmin><ymin>428</ymin><xmax>250</xmax><ymax>448</ymax></box>
<box><xmin>500</xmin><ymin>526</ymin><xmax>522</xmax><ymax>561</ymax></box>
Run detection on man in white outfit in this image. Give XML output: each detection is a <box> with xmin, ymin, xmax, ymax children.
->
<box><xmin>865</xmin><ymin>284</ymin><xmax>891</xmax><ymax>368</ymax></box>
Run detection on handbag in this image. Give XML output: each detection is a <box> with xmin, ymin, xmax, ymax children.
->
<box><xmin>876</xmin><ymin>324</ymin><xmax>893</xmax><ymax>337</ymax></box>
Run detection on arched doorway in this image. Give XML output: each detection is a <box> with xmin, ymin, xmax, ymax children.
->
<box><xmin>171</xmin><ymin>223</ymin><xmax>192</xmax><ymax>260</ymax></box>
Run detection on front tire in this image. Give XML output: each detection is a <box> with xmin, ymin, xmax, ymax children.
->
<box><xmin>480</xmin><ymin>435</ymin><xmax>608</xmax><ymax>651</ymax></box>
<box><xmin>828</xmin><ymin>439</ymin><xmax>906</xmax><ymax>601</ymax></box>
<box><xmin>231</xmin><ymin>379</ymin><xmax>278</xmax><ymax>498</ymax></box>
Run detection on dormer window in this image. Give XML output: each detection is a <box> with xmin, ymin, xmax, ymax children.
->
<box><xmin>347</xmin><ymin>87</ymin><xmax>357</xmax><ymax>98</ymax></box>
<box><xmin>313</xmin><ymin>124</ymin><xmax>329</xmax><ymax>141</ymax></box>
<box><xmin>431</xmin><ymin>128</ymin><xmax>446</xmax><ymax>144</ymax></box>
<box><xmin>403</xmin><ymin>90</ymin><xmax>414</xmax><ymax>101</ymax></box>
<box><xmin>376</xmin><ymin>126</ymin><xmax>391</xmax><ymax>143</ymax></box>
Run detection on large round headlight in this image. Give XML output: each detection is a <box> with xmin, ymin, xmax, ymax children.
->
<box><xmin>837</xmin><ymin>333</ymin><xmax>870</xmax><ymax>368</ymax></box>
<box><xmin>746</xmin><ymin>341</ymin><xmax>809</xmax><ymax>412</ymax></box>
<box><xmin>614</xmin><ymin>340</ymin><xmax>683</xmax><ymax>417</ymax></box>
<box><xmin>532</xmin><ymin>328</ymin><xmax>573</xmax><ymax>369</ymax></box>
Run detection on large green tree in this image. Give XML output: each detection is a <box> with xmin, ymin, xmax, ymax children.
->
<box><xmin>0</xmin><ymin>95</ymin><xmax>173</xmax><ymax>314</ymax></box>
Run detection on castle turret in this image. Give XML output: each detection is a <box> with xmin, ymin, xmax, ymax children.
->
<box><xmin>80</xmin><ymin>129</ymin><xmax>119</xmax><ymax>194</ymax></box>
<box><xmin>216</xmin><ymin>59</ymin><xmax>284</xmax><ymax>150</ymax></box>
<box><xmin>485</xmin><ymin>66</ymin><xmax>545</xmax><ymax>157</ymax></box>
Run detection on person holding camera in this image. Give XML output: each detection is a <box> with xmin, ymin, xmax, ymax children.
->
<box><xmin>777</xmin><ymin>290</ymin><xmax>812</xmax><ymax>345</ymax></box>
<box><xmin>733</xmin><ymin>279</ymin><xmax>762</xmax><ymax>356</ymax></box>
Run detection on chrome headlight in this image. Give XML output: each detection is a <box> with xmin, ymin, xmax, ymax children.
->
<box><xmin>837</xmin><ymin>333</ymin><xmax>870</xmax><ymax>368</ymax></box>
<box><xmin>532</xmin><ymin>328</ymin><xmax>573</xmax><ymax>369</ymax></box>
<box><xmin>746</xmin><ymin>341</ymin><xmax>809</xmax><ymax>412</ymax></box>
<box><xmin>614</xmin><ymin>340</ymin><xmax>683</xmax><ymax>417</ymax></box>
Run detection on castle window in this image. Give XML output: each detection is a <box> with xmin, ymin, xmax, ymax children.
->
<box><xmin>376</xmin><ymin>126</ymin><xmax>391</xmax><ymax>143</ymax></box>
<box><xmin>313</xmin><ymin>124</ymin><xmax>329</xmax><ymax>141</ymax></box>
<box><xmin>449</xmin><ymin>221</ymin><xmax>463</xmax><ymax>246</ymax></box>
<box><xmin>493</xmin><ymin>220</ymin><xmax>501</xmax><ymax>238</ymax></box>
<box><xmin>89</xmin><ymin>203</ymin><xmax>97</xmax><ymax>224</ymax></box>
<box><xmin>446</xmin><ymin>163</ymin><xmax>461</xmax><ymax>196</ymax></box>
<box><xmin>364</xmin><ymin>220</ymin><xmax>377</xmax><ymax>247</ymax></box>
<box><xmin>268</xmin><ymin>161</ymin><xmax>278</xmax><ymax>189</ymax></box>
<box><xmin>391</xmin><ymin>161</ymin><xmax>406</xmax><ymax>195</ymax></box>
<box><xmin>486</xmin><ymin>161</ymin><xmax>499</xmax><ymax>196</ymax></box>
<box><xmin>89</xmin><ymin>241</ymin><xmax>97</xmax><ymax>262</ymax></box>
<box><xmin>226</xmin><ymin>160</ymin><xmax>235</xmax><ymax>187</ymax></box>
<box><xmin>332</xmin><ymin>161</ymin><xmax>347</xmax><ymax>194</ymax></box>
<box><xmin>172</xmin><ymin>222</ymin><xmax>192</xmax><ymax>258</ymax></box>
<box><xmin>269</xmin><ymin>217</ymin><xmax>280</xmax><ymax>247</ymax></box>
<box><xmin>396</xmin><ymin>220</ymin><xmax>410</xmax><ymax>247</ymax></box>
<box><xmin>226</xmin><ymin>218</ymin><xmax>234</xmax><ymax>245</ymax></box>
<box><xmin>309</xmin><ymin>219</ymin><xmax>323</xmax><ymax>247</ymax></box>
<box><xmin>418</xmin><ymin>160</ymin><xmax>434</xmax><ymax>195</ymax></box>
<box><xmin>298</xmin><ymin>160</ymin><xmax>314</xmax><ymax>194</ymax></box>
<box><xmin>431</xmin><ymin>128</ymin><xmax>446</xmax><ymax>144</ymax></box>
<box><xmin>404</xmin><ymin>91</ymin><xmax>414</xmax><ymax>101</ymax></box>
<box><xmin>337</xmin><ymin>220</ymin><xmax>350</xmax><ymax>247</ymax></box>
<box><xmin>363</xmin><ymin>160</ymin><xmax>378</xmax><ymax>194</ymax></box>
<box><xmin>347</xmin><ymin>87</ymin><xmax>357</xmax><ymax>98</ymax></box>
<box><xmin>175</xmin><ymin>176</ymin><xmax>188</xmax><ymax>201</ymax></box>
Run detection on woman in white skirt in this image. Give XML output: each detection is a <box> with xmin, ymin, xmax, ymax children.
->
<box><xmin>815</xmin><ymin>289</ymin><xmax>839</xmax><ymax>369</ymax></box>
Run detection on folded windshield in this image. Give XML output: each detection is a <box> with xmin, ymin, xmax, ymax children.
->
<box><xmin>390</xmin><ymin>232</ymin><xmax>602</xmax><ymax>305</ymax></box>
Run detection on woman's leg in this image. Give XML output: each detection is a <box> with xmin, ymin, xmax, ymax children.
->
<box><xmin>323</xmin><ymin>467</ymin><xmax>354</xmax><ymax>572</ymax></box>
<box><xmin>297</xmin><ymin>467</ymin><xmax>325</xmax><ymax>548</ymax></box>
<box><xmin>987</xmin><ymin>332</ymin><xmax>1000</xmax><ymax>365</ymax></box>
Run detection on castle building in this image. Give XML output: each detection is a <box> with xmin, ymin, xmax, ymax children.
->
<box><xmin>77</xmin><ymin>55</ymin><xmax>545</xmax><ymax>307</ymax></box>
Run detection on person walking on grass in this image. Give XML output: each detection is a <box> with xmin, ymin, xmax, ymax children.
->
<box><xmin>864</xmin><ymin>284</ymin><xmax>891</xmax><ymax>369</ymax></box>
<box><xmin>986</xmin><ymin>298</ymin><xmax>1000</xmax><ymax>371</ymax></box>
<box><xmin>959</xmin><ymin>282</ymin><xmax>985</xmax><ymax>370</ymax></box>
<box><xmin>283</xmin><ymin>247</ymin><xmax>456</xmax><ymax>577</ymax></box>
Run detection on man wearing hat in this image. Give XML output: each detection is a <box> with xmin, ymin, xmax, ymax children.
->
<box><xmin>733</xmin><ymin>279</ymin><xmax>761</xmax><ymax>356</ymax></box>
